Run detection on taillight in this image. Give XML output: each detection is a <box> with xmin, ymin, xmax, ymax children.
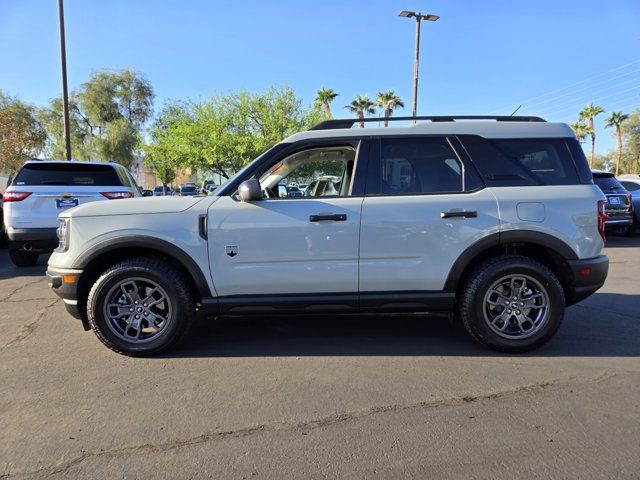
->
<box><xmin>2</xmin><ymin>192</ymin><xmax>32</xmax><ymax>202</ymax></box>
<box><xmin>597</xmin><ymin>200</ymin><xmax>608</xmax><ymax>242</ymax></box>
<box><xmin>100</xmin><ymin>192</ymin><xmax>134</xmax><ymax>200</ymax></box>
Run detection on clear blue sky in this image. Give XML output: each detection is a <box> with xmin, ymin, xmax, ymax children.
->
<box><xmin>1</xmin><ymin>0</ymin><xmax>639</xmax><ymax>154</ymax></box>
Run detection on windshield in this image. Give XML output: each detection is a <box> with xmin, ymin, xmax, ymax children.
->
<box><xmin>215</xmin><ymin>143</ymin><xmax>289</xmax><ymax>196</ymax></box>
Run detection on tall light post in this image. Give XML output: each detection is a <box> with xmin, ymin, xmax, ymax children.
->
<box><xmin>57</xmin><ymin>0</ymin><xmax>72</xmax><ymax>160</ymax></box>
<box><xmin>398</xmin><ymin>11</ymin><xmax>439</xmax><ymax>119</ymax></box>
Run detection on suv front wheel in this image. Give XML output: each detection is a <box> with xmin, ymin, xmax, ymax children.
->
<box><xmin>87</xmin><ymin>258</ymin><xmax>196</xmax><ymax>356</ymax></box>
<box><xmin>460</xmin><ymin>256</ymin><xmax>565</xmax><ymax>353</ymax></box>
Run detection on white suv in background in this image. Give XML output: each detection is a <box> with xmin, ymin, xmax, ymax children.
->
<box><xmin>47</xmin><ymin>116</ymin><xmax>609</xmax><ymax>356</ymax></box>
<box><xmin>3</xmin><ymin>160</ymin><xmax>141</xmax><ymax>266</ymax></box>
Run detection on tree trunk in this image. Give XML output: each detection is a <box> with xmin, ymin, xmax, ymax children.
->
<box><xmin>358</xmin><ymin>112</ymin><xmax>364</xmax><ymax>128</ymax></box>
<box><xmin>323</xmin><ymin>102</ymin><xmax>332</xmax><ymax>119</ymax></box>
<box><xmin>384</xmin><ymin>106</ymin><xmax>391</xmax><ymax>127</ymax></box>
<box><xmin>615</xmin><ymin>125</ymin><xmax>623</xmax><ymax>176</ymax></box>
<box><xmin>588</xmin><ymin>117</ymin><xmax>595</xmax><ymax>168</ymax></box>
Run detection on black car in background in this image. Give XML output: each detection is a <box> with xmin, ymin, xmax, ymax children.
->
<box><xmin>153</xmin><ymin>185</ymin><xmax>174</xmax><ymax>196</ymax></box>
<box><xmin>592</xmin><ymin>171</ymin><xmax>634</xmax><ymax>236</ymax></box>
<box><xmin>178</xmin><ymin>184</ymin><xmax>199</xmax><ymax>196</ymax></box>
<box><xmin>0</xmin><ymin>198</ymin><xmax>6</xmax><ymax>248</ymax></box>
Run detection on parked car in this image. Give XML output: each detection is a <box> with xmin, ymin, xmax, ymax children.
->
<box><xmin>47</xmin><ymin>115</ymin><xmax>608</xmax><ymax>356</ymax></box>
<box><xmin>179</xmin><ymin>184</ymin><xmax>199</xmax><ymax>196</ymax></box>
<box><xmin>3</xmin><ymin>160</ymin><xmax>141</xmax><ymax>266</ymax></box>
<box><xmin>153</xmin><ymin>185</ymin><xmax>174</xmax><ymax>196</ymax></box>
<box><xmin>592</xmin><ymin>171</ymin><xmax>634</xmax><ymax>236</ymax></box>
<box><xmin>201</xmin><ymin>181</ymin><xmax>217</xmax><ymax>194</ymax></box>
<box><xmin>298</xmin><ymin>183</ymin><xmax>309</xmax><ymax>194</ymax></box>
<box><xmin>203</xmin><ymin>184</ymin><xmax>218</xmax><ymax>195</ymax></box>
<box><xmin>618</xmin><ymin>175</ymin><xmax>640</xmax><ymax>226</ymax></box>
<box><xmin>0</xmin><ymin>198</ymin><xmax>6</xmax><ymax>249</ymax></box>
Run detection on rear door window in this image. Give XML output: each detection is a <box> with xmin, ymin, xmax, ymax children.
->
<box><xmin>12</xmin><ymin>163</ymin><xmax>124</xmax><ymax>186</ymax></box>
<box><xmin>367</xmin><ymin>137</ymin><xmax>467</xmax><ymax>195</ymax></box>
<box><xmin>489</xmin><ymin>139</ymin><xmax>579</xmax><ymax>185</ymax></box>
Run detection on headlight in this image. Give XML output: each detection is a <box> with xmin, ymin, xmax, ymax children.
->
<box><xmin>55</xmin><ymin>218</ymin><xmax>70</xmax><ymax>252</ymax></box>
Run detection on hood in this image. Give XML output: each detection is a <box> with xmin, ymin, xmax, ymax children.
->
<box><xmin>61</xmin><ymin>195</ymin><xmax>211</xmax><ymax>218</ymax></box>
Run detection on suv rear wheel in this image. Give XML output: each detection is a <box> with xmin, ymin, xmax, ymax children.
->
<box><xmin>9</xmin><ymin>248</ymin><xmax>39</xmax><ymax>267</ymax></box>
<box><xmin>460</xmin><ymin>256</ymin><xmax>565</xmax><ymax>353</ymax></box>
<box><xmin>87</xmin><ymin>258</ymin><xmax>196</xmax><ymax>356</ymax></box>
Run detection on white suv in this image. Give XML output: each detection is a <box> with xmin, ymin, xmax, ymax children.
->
<box><xmin>3</xmin><ymin>160</ymin><xmax>141</xmax><ymax>266</ymax></box>
<box><xmin>47</xmin><ymin>116</ymin><xmax>609</xmax><ymax>356</ymax></box>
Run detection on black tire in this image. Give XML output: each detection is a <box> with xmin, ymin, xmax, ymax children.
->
<box><xmin>459</xmin><ymin>256</ymin><xmax>565</xmax><ymax>353</ymax></box>
<box><xmin>9</xmin><ymin>248</ymin><xmax>39</xmax><ymax>267</ymax></box>
<box><xmin>87</xmin><ymin>258</ymin><xmax>196</xmax><ymax>356</ymax></box>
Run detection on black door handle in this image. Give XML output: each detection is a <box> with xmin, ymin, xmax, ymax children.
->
<box><xmin>440</xmin><ymin>210</ymin><xmax>477</xmax><ymax>219</ymax></box>
<box><xmin>198</xmin><ymin>214</ymin><xmax>208</xmax><ymax>239</ymax></box>
<box><xmin>309</xmin><ymin>213</ymin><xmax>347</xmax><ymax>222</ymax></box>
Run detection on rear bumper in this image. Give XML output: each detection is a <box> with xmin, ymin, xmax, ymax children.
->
<box><xmin>7</xmin><ymin>227</ymin><xmax>58</xmax><ymax>253</ymax></box>
<box><xmin>566</xmin><ymin>255</ymin><xmax>609</xmax><ymax>305</ymax></box>
<box><xmin>604</xmin><ymin>211</ymin><xmax>633</xmax><ymax>229</ymax></box>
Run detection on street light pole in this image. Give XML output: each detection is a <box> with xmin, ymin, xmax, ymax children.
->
<box><xmin>412</xmin><ymin>17</ymin><xmax>421</xmax><ymax>119</ymax></box>
<box><xmin>398</xmin><ymin>11</ymin><xmax>439</xmax><ymax>121</ymax></box>
<box><xmin>57</xmin><ymin>0</ymin><xmax>72</xmax><ymax>161</ymax></box>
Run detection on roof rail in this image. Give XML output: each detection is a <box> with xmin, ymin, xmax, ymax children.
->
<box><xmin>309</xmin><ymin>115</ymin><xmax>546</xmax><ymax>131</ymax></box>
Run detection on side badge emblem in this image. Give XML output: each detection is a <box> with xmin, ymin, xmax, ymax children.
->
<box><xmin>225</xmin><ymin>245</ymin><xmax>238</xmax><ymax>257</ymax></box>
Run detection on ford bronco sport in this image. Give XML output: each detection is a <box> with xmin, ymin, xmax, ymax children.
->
<box><xmin>47</xmin><ymin>116</ymin><xmax>609</xmax><ymax>356</ymax></box>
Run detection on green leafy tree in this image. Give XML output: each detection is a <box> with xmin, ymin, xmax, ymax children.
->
<box><xmin>345</xmin><ymin>95</ymin><xmax>376</xmax><ymax>128</ymax></box>
<box><xmin>315</xmin><ymin>88</ymin><xmax>339</xmax><ymax>119</ymax></box>
<box><xmin>605</xmin><ymin>111</ymin><xmax>629</xmax><ymax>176</ymax></box>
<box><xmin>579</xmin><ymin>103</ymin><xmax>605</xmax><ymax>167</ymax></box>
<box><xmin>142</xmin><ymin>86</ymin><xmax>320</xmax><ymax>181</ymax></box>
<box><xmin>0</xmin><ymin>91</ymin><xmax>46</xmax><ymax>180</ymax></box>
<box><xmin>620</xmin><ymin>109</ymin><xmax>640</xmax><ymax>174</ymax></box>
<box><xmin>569</xmin><ymin>121</ymin><xmax>592</xmax><ymax>145</ymax></box>
<box><xmin>376</xmin><ymin>90</ymin><xmax>404</xmax><ymax>127</ymax></box>
<box><xmin>40</xmin><ymin>69</ymin><xmax>154</xmax><ymax>167</ymax></box>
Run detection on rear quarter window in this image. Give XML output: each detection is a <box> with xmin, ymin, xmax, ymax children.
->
<box><xmin>489</xmin><ymin>139</ymin><xmax>580</xmax><ymax>185</ymax></box>
<box><xmin>12</xmin><ymin>163</ymin><xmax>125</xmax><ymax>186</ymax></box>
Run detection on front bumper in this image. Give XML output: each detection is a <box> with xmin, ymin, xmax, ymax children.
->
<box><xmin>46</xmin><ymin>266</ymin><xmax>88</xmax><ymax>328</ymax></box>
<box><xmin>566</xmin><ymin>254</ymin><xmax>609</xmax><ymax>305</ymax></box>
<box><xmin>8</xmin><ymin>227</ymin><xmax>58</xmax><ymax>253</ymax></box>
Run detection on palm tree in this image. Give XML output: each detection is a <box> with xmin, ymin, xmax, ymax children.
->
<box><xmin>345</xmin><ymin>95</ymin><xmax>376</xmax><ymax>128</ymax></box>
<box><xmin>579</xmin><ymin>103</ymin><xmax>605</xmax><ymax>167</ymax></box>
<box><xmin>376</xmin><ymin>90</ymin><xmax>405</xmax><ymax>127</ymax></box>
<box><xmin>315</xmin><ymin>88</ymin><xmax>339</xmax><ymax>119</ymax></box>
<box><xmin>605</xmin><ymin>111</ymin><xmax>630</xmax><ymax>176</ymax></box>
<box><xmin>569</xmin><ymin>121</ymin><xmax>592</xmax><ymax>145</ymax></box>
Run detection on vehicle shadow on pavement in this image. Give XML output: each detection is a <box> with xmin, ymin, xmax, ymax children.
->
<box><xmin>604</xmin><ymin>232</ymin><xmax>640</xmax><ymax>248</ymax></box>
<box><xmin>164</xmin><ymin>292</ymin><xmax>640</xmax><ymax>359</ymax></box>
<box><xmin>0</xmin><ymin>252</ymin><xmax>49</xmax><ymax>280</ymax></box>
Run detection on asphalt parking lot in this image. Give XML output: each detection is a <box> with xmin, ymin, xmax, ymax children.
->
<box><xmin>1</xmin><ymin>236</ymin><xmax>639</xmax><ymax>479</ymax></box>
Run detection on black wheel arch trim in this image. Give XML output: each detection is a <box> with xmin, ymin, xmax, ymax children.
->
<box><xmin>444</xmin><ymin>230</ymin><xmax>578</xmax><ymax>291</ymax></box>
<box><xmin>73</xmin><ymin>236</ymin><xmax>213</xmax><ymax>298</ymax></box>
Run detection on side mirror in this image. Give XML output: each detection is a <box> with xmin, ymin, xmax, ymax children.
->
<box><xmin>142</xmin><ymin>190</ymin><xmax>154</xmax><ymax>197</ymax></box>
<box><xmin>237</xmin><ymin>178</ymin><xmax>262</xmax><ymax>202</ymax></box>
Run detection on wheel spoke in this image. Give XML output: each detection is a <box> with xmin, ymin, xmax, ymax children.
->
<box><xmin>107</xmin><ymin>304</ymin><xmax>133</xmax><ymax>319</ymax></box>
<box><xmin>120</xmin><ymin>281</ymin><xmax>142</xmax><ymax>304</ymax></box>
<box><xmin>522</xmin><ymin>293</ymin><xmax>546</xmax><ymax>309</ymax></box>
